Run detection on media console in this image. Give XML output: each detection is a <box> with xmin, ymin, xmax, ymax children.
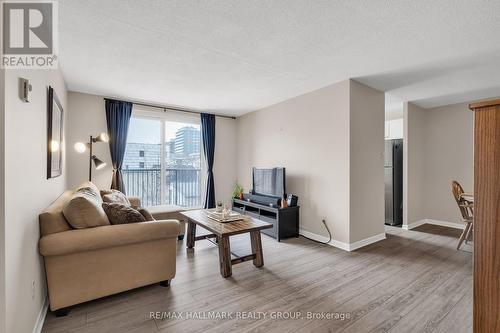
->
<box><xmin>232</xmin><ymin>198</ymin><xmax>299</xmax><ymax>242</ymax></box>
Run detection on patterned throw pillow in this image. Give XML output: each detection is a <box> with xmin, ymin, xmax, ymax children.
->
<box><xmin>102</xmin><ymin>203</ymin><xmax>146</xmax><ymax>225</ymax></box>
<box><xmin>100</xmin><ymin>189</ymin><xmax>131</xmax><ymax>206</ymax></box>
<box><xmin>63</xmin><ymin>191</ymin><xmax>110</xmax><ymax>229</ymax></box>
<box><xmin>77</xmin><ymin>186</ymin><xmax>102</xmax><ymax>203</ymax></box>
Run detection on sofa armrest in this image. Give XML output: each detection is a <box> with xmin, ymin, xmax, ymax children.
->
<box><xmin>39</xmin><ymin>220</ymin><xmax>180</xmax><ymax>256</ymax></box>
<box><xmin>127</xmin><ymin>196</ymin><xmax>142</xmax><ymax>207</ymax></box>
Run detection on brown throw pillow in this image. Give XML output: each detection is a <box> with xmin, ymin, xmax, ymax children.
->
<box><xmin>102</xmin><ymin>203</ymin><xmax>146</xmax><ymax>225</ymax></box>
<box><xmin>137</xmin><ymin>207</ymin><xmax>155</xmax><ymax>221</ymax></box>
<box><xmin>100</xmin><ymin>189</ymin><xmax>131</xmax><ymax>206</ymax></box>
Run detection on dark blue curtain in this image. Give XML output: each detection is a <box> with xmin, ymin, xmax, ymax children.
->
<box><xmin>105</xmin><ymin>99</ymin><xmax>132</xmax><ymax>193</ymax></box>
<box><xmin>201</xmin><ymin>113</ymin><xmax>216</xmax><ymax>208</ymax></box>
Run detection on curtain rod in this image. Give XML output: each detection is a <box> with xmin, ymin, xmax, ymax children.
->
<box><xmin>104</xmin><ymin>98</ymin><xmax>236</xmax><ymax>120</ymax></box>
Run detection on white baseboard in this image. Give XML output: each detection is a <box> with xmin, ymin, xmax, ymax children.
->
<box><xmin>329</xmin><ymin>239</ymin><xmax>351</xmax><ymax>252</ymax></box>
<box><xmin>348</xmin><ymin>233</ymin><xmax>386</xmax><ymax>251</ymax></box>
<box><xmin>299</xmin><ymin>229</ymin><xmax>386</xmax><ymax>252</ymax></box>
<box><xmin>402</xmin><ymin>220</ymin><xmax>426</xmax><ymax>230</ymax></box>
<box><xmin>299</xmin><ymin>228</ymin><xmax>331</xmax><ymax>243</ymax></box>
<box><xmin>403</xmin><ymin>219</ymin><xmax>465</xmax><ymax>230</ymax></box>
<box><xmin>426</xmin><ymin>219</ymin><xmax>465</xmax><ymax>229</ymax></box>
<box><xmin>33</xmin><ymin>296</ymin><xmax>48</xmax><ymax>333</ymax></box>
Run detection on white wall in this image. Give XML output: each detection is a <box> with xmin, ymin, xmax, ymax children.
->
<box><xmin>421</xmin><ymin>102</ymin><xmax>473</xmax><ymax>224</ymax></box>
<box><xmin>236</xmin><ymin>79</ymin><xmax>385</xmax><ymax>247</ymax></box>
<box><xmin>349</xmin><ymin>80</ymin><xmax>385</xmax><ymax>243</ymax></box>
<box><xmin>67</xmin><ymin>92</ymin><xmax>112</xmax><ymax>190</ymax></box>
<box><xmin>237</xmin><ymin>80</ymin><xmax>351</xmax><ymax>243</ymax></box>
<box><xmin>213</xmin><ymin>117</ymin><xmax>238</xmax><ymax>206</ymax></box>
<box><xmin>404</xmin><ymin>101</ymin><xmax>475</xmax><ymax>226</ymax></box>
<box><xmin>4</xmin><ymin>69</ymin><xmax>67</xmax><ymax>333</ymax></box>
<box><xmin>66</xmin><ymin>91</ymin><xmax>238</xmax><ymax>204</ymax></box>
<box><xmin>385</xmin><ymin>118</ymin><xmax>403</xmax><ymax>140</ymax></box>
<box><xmin>403</xmin><ymin>102</ymin><xmax>427</xmax><ymax>226</ymax></box>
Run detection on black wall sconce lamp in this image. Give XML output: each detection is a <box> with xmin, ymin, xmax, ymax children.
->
<box><xmin>74</xmin><ymin>132</ymin><xmax>109</xmax><ymax>181</ymax></box>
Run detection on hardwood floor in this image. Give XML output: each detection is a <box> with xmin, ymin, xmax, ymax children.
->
<box><xmin>42</xmin><ymin>224</ymin><xmax>473</xmax><ymax>333</ymax></box>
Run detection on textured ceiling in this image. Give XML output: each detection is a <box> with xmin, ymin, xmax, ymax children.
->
<box><xmin>59</xmin><ymin>0</ymin><xmax>500</xmax><ymax>116</ymax></box>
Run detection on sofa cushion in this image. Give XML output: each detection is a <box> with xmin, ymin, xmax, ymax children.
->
<box><xmin>77</xmin><ymin>187</ymin><xmax>102</xmax><ymax>203</ymax></box>
<box><xmin>127</xmin><ymin>196</ymin><xmax>141</xmax><ymax>208</ymax></box>
<box><xmin>76</xmin><ymin>181</ymin><xmax>102</xmax><ymax>202</ymax></box>
<box><xmin>137</xmin><ymin>207</ymin><xmax>155</xmax><ymax>221</ymax></box>
<box><xmin>146</xmin><ymin>205</ymin><xmax>189</xmax><ymax>235</ymax></box>
<box><xmin>100</xmin><ymin>189</ymin><xmax>131</xmax><ymax>206</ymax></box>
<box><xmin>63</xmin><ymin>191</ymin><xmax>110</xmax><ymax>229</ymax></box>
<box><xmin>147</xmin><ymin>204</ymin><xmax>187</xmax><ymax>221</ymax></box>
<box><xmin>39</xmin><ymin>191</ymin><xmax>74</xmax><ymax>236</ymax></box>
<box><xmin>102</xmin><ymin>203</ymin><xmax>146</xmax><ymax>225</ymax></box>
<box><xmin>39</xmin><ymin>220</ymin><xmax>181</xmax><ymax>256</ymax></box>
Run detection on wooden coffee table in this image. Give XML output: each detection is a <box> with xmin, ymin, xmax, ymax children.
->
<box><xmin>181</xmin><ymin>209</ymin><xmax>273</xmax><ymax>278</ymax></box>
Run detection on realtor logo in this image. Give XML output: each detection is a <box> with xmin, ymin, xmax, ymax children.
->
<box><xmin>2</xmin><ymin>1</ymin><xmax>58</xmax><ymax>68</ymax></box>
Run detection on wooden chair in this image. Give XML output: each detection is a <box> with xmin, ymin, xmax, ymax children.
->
<box><xmin>451</xmin><ymin>180</ymin><xmax>474</xmax><ymax>250</ymax></box>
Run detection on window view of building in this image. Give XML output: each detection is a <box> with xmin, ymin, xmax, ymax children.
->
<box><xmin>123</xmin><ymin>117</ymin><xmax>202</xmax><ymax>207</ymax></box>
<box><xmin>174</xmin><ymin>126</ymin><xmax>200</xmax><ymax>155</ymax></box>
<box><xmin>123</xmin><ymin>143</ymin><xmax>160</xmax><ymax>169</ymax></box>
<box><xmin>165</xmin><ymin>126</ymin><xmax>201</xmax><ymax>169</ymax></box>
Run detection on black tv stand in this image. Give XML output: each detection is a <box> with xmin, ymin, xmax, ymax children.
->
<box><xmin>232</xmin><ymin>198</ymin><xmax>299</xmax><ymax>241</ymax></box>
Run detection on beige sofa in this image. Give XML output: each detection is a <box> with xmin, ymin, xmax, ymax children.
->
<box><xmin>142</xmin><ymin>203</ymin><xmax>188</xmax><ymax>240</ymax></box>
<box><xmin>39</xmin><ymin>190</ymin><xmax>180</xmax><ymax>315</ymax></box>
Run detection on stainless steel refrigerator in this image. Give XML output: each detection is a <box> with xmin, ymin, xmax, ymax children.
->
<box><xmin>385</xmin><ymin>139</ymin><xmax>403</xmax><ymax>226</ymax></box>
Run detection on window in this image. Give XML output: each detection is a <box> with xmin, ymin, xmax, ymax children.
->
<box><xmin>123</xmin><ymin>111</ymin><xmax>202</xmax><ymax>207</ymax></box>
<box><xmin>123</xmin><ymin>118</ymin><xmax>161</xmax><ymax>205</ymax></box>
<box><xmin>165</xmin><ymin>121</ymin><xmax>201</xmax><ymax>207</ymax></box>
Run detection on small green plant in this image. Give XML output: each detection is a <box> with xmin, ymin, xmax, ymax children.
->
<box><xmin>232</xmin><ymin>184</ymin><xmax>244</xmax><ymax>198</ymax></box>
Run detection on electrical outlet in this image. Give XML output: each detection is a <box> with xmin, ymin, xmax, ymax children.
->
<box><xmin>321</xmin><ymin>216</ymin><xmax>327</xmax><ymax>223</ymax></box>
<box><xmin>32</xmin><ymin>280</ymin><xmax>35</xmax><ymax>300</ymax></box>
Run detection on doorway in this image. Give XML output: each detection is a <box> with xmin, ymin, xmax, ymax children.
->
<box><xmin>384</xmin><ymin>95</ymin><xmax>404</xmax><ymax>227</ymax></box>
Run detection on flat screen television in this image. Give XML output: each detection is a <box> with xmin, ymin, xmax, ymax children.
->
<box><xmin>252</xmin><ymin>167</ymin><xmax>286</xmax><ymax>198</ymax></box>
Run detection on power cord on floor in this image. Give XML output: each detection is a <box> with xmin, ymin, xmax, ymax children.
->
<box><xmin>300</xmin><ymin>219</ymin><xmax>332</xmax><ymax>244</ymax></box>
